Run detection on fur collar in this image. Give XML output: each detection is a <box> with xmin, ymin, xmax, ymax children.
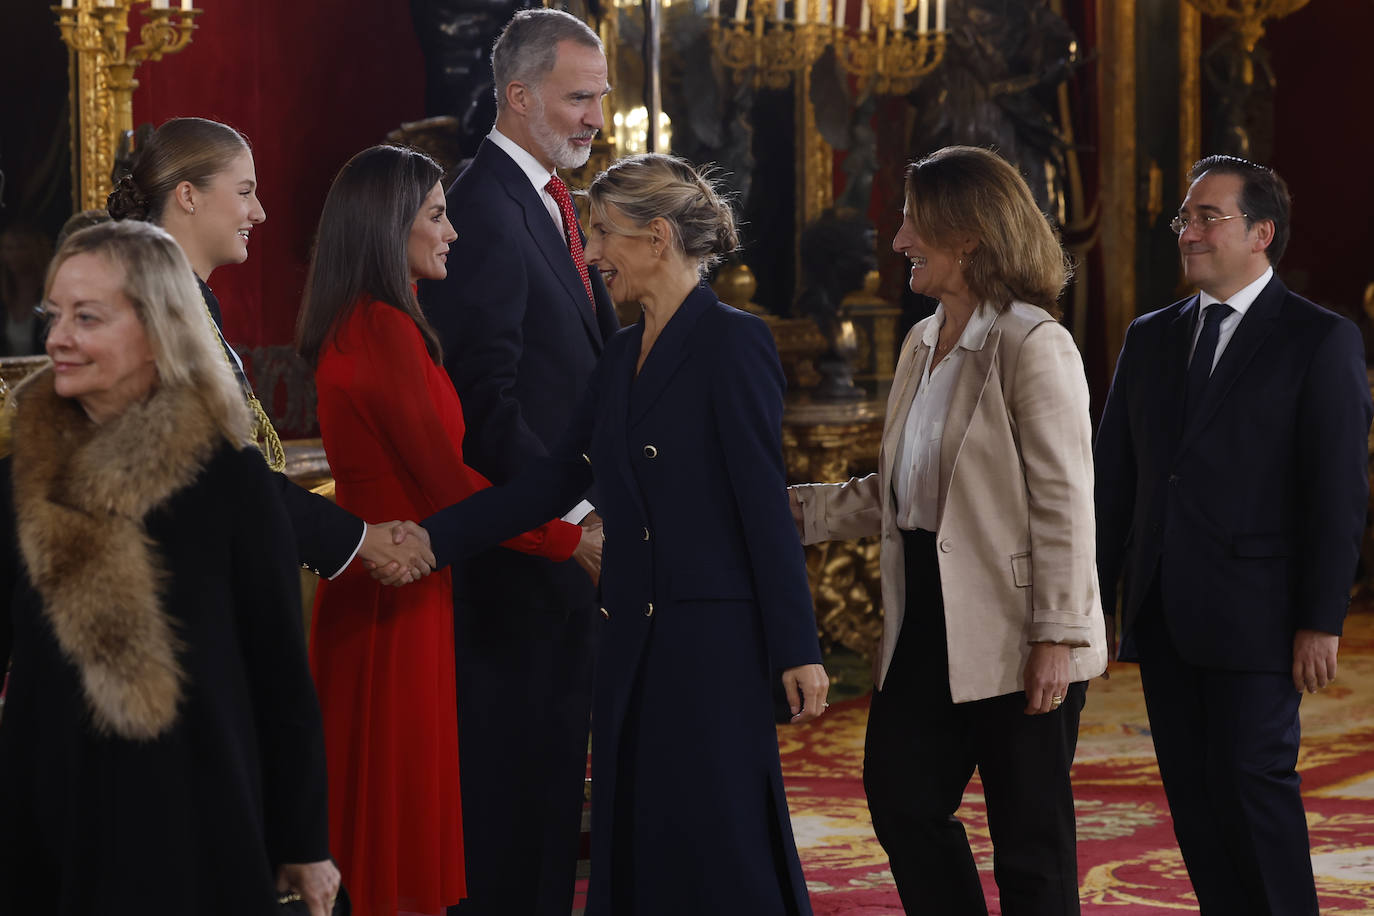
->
<box><xmin>11</xmin><ymin>368</ymin><xmax>227</xmax><ymax>739</ymax></box>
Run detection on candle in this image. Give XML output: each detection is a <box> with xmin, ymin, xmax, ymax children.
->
<box><xmin>797</xmin><ymin>0</ymin><xmax>807</xmax><ymax>24</ymax></box>
<box><xmin>917</xmin><ymin>0</ymin><xmax>928</xmax><ymax>32</ymax></box>
<box><xmin>151</xmin><ymin>0</ymin><xmax>168</xmax><ymax>8</ymax></box>
<box><xmin>734</xmin><ymin>0</ymin><xmax>747</xmax><ymax>22</ymax></box>
<box><xmin>774</xmin><ymin>0</ymin><xmax>784</xmax><ymax>20</ymax></box>
<box><xmin>935</xmin><ymin>0</ymin><xmax>945</xmax><ymax>31</ymax></box>
<box><xmin>61</xmin><ymin>0</ymin><xmax>73</xmax><ymax>8</ymax></box>
<box><xmin>818</xmin><ymin>0</ymin><xmax>828</xmax><ymax>25</ymax></box>
<box><xmin>893</xmin><ymin>0</ymin><xmax>903</xmax><ymax>31</ymax></box>
<box><xmin>182</xmin><ymin>0</ymin><xmax>193</xmax><ymax>9</ymax></box>
<box><xmin>710</xmin><ymin>0</ymin><xmax>720</xmax><ymax>16</ymax></box>
<box><xmin>858</xmin><ymin>0</ymin><xmax>869</xmax><ymax>32</ymax></box>
<box><xmin>832</xmin><ymin>0</ymin><xmax>845</xmax><ymax>27</ymax></box>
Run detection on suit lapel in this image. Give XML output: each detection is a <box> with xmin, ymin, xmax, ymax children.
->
<box><xmin>481</xmin><ymin>141</ymin><xmax>603</xmax><ymax>350</ymax></box>
<box><xmin>627</xmin><ymin>285</ymin><xmax>715</xmax><ymax>427</ymax></box>
<box><xmin>1161</xmin><ymin>298</ymin><xmax>1198</xmax><ymax>453</ymax></box>
<box><xmin>1176</xmin><ymin>277</ymin><xmax>1284</xmax><ymax>453</ymax></box>
<box><xmin>938</xmin><ymin>328</ymin><xmax>999</xmax><ymax>507</ymax></box>
<box><xmin>879</xmin><ymin>324</ymin><xmax>929</xmax><ymax>497</ymax></box>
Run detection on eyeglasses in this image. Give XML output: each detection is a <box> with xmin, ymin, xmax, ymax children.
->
<box><xmin>1169</xmin><ymin>213</ymin><xmax>1248</xmax><ymax>235</ymax></box>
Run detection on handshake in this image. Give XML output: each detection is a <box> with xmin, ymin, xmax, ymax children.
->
<box><xmin>360</xmin><ymin>513</ymin><xmax>604</xmax><ymax>587</ymax></box>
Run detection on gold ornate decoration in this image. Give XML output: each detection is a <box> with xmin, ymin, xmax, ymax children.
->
<box><xmin>1182</xmin><ymin>0</ymin><xmax>1311</xmax><ymax>84</ymax></box>
<box><xmin>706</xmin><ymin>0</ymin><xmax>946</xmax><ymax>95</ymax></box>
<box><xmin>52</xmin><ymin>0</ymin><xmax>202</xmax><ymax>211</ymax></box>
<box><xmin>1098</xmin><ymin>0</ymin><xmax>1136</xmax><ymax>366</ymax></box>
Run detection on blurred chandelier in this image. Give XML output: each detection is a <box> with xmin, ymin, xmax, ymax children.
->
<box><xmin>707</xmin><ymin>0</ymin><xmax>946</xmax><ymax>93</ymax></box>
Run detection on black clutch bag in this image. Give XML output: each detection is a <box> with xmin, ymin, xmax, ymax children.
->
<box><xmin>279</xmin><ymin>886</ymin><xmax>350</xmax><ymax>915</ymax></box>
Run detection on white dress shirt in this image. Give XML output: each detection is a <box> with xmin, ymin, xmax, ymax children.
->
<box><xmin>1191</xmin><ymin>265</ymin><xmax>1273</xmax><ymax>372</ymax></box>
<box><xmin>892</xmin><ymin>302</ymin><xmax>999</xmax><ymax>532</ymax></box>
<box><xmin>485</xmin><ymin>128</ymin><xmax>594</xmax><ymax>526</ymax></box>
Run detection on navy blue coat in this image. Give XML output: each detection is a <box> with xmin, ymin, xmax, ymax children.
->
<box><xmin>419</xmin><ymin>138</ymin><xmax>619</xmax><ymax>625</ymax></box>
<box><xmin>1095</xmin><ymin>275</ymin><xmax>1372</xmax><ymax>669</ymax></box>
<box><xmin>424</xmin><ymin>285</ymin><xmax>822</xmax><ymax>915</ymax></box>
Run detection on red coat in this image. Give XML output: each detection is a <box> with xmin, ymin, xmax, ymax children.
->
<box><xmin>309</xmin><ymin>297</ymin><xmax>579</xmax><ymax>915</ymax></box>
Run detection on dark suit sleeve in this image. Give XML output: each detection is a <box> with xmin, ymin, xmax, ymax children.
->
<box><xmin>435</xmin><ymin>213</ymin><xmax>550</xmax><ymax>481</ymax></box>
<box><xmin>1295</xmin><ymin>317</ymin><xmax>1372</xmax><ymax>635</ymax></box>
<box><xmin>422</xmin><ymin>354</ymin><xmax>603</xmax><ymax>568</ymax></box>
<box><xmin>272</xmin><ymin>472</ymin><xmax>364</xmax><ymax>578</ymax></box>
<box><xmin>1094</xmin><ymin>319</ymin><xmax>1140</xmax><ymax>619</ymax></box>
<box><xmin>712</xmin><ymin>313</ymin><xmax>822</xmax><ymax>671</ymax></box>
<box><xmin>228</xmin><ymin>448</ymin><xmax>330</xmax><ymax>867</ymax></box>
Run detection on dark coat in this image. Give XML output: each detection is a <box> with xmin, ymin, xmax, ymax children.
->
<box><xmin>418</xmin><ymin>137</ymin><xmax>619</xmax><ymax>625</ymax></box>
<box><xmin>198</xmin><ymin>278</ymin><xmax>362</xmax><ymax>578</ymax></box>
<box><xmin>1095</xmin><ymin>275</ymin><xmax>1373</xmax><ymax>669</ymax></box>
<box><xmin>0</xmin><ymin>443</ymin><xmax>329</xmax><ymax>915</ymax></box>
<box><xmin>424</xmin><ymin>286</ymin><xmax>822</xmax><ymax>915</ymax></box>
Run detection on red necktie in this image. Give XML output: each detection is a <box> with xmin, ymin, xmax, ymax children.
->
<box><xmin>544</xmin><ymin>175</ymin><xmax>595</xmax><ymax>311</ymax></box>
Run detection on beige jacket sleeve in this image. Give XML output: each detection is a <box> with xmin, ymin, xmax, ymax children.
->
<box><xmin>790</xmin><ymin>474</ymin><xmax>884</xmax><ymax>545</ymax></box>
<box><xmin>1008</xmin><ymin>322</ymin><xmax>1099</xmax><ymax>645</ymax></box>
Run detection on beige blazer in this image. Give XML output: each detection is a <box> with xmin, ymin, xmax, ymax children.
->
<box><xmin>794</xmin><ymin>302</ymin><xmax>1108</xmax><ymax>702</ymax></box>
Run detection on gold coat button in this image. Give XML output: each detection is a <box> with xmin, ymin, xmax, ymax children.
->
<box><xmin>600</xmin><ymin>607</ymin><xmax>610</xmax><ymax>619</ymax></box>
<box><xmin>643</xmin><ymin>445</ymin><xmax>658</xmax><ymax>458</ymax></box>
<box><xmin>644</xmin><ymin>602</ymin><xmax>654</xmax><ymax>617</ymax></box>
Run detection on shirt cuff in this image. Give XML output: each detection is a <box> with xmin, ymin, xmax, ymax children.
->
<box><xmin>562</xmin><ymin>499</ymin><xmax>595</xmax><ymax>525</ymax></box>
<box><xmin>326</xmin><ymin>523</ymin><xmax>367</xmax><ymax>580</ymax></box>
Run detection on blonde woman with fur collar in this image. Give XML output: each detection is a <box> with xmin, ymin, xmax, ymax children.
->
<box><xmin>0</xmin><ymin>221</ymin><xmax>339</xmax><ymax>916</ymax></box>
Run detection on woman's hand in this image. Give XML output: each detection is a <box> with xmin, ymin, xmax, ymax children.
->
<box><xmin>1023</xmin><ymin>643</ymin><xmax>1072</xmax><ymax>715</ymax></box>
<box><xmin>572</xmin><ymin>519</ymin><xmax>603</xmax><ymax>587</ymax></box>
<box><xmin>276</xmin><ymin>859</ymin><xmax>340</xmax><ymax>916</ymax></box>
<box><xmin>781</xmin><ymin>663</ymin><xmax>830</xmax><ymax>724</ymax></box>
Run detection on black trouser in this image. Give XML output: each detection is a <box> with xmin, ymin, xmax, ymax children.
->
<box><xmin>863</xmin><ymin>529</ymin><xmax>1086</xmax><ymax>916</ymax></box>
<box><xmin>1134</xmin><ymin>596</ymin><xmax>1317</xmax><ymax>916</ymax></box>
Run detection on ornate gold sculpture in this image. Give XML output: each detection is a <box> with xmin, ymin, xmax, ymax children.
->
<box><xmin>1182</xmin><ymin>0</ymin><xmax>1311</xmax><ymax>83</ymax></box>
<box><xmin>52</xmin><ymin>0</ymin><xmax>202</xmax><ymax>211</ymax></box>
<box><xmin>708</xmin><ymin>15</ymin><xmax>830</xmax><ymax>89</ymax></box>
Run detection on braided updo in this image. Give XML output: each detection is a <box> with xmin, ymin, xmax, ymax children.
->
<box><xmin>584</xmin><ymin>153</ymin><xmax>739</xmax><ymax>274</ymax></box>
<box><xmin>107</xmin><ymin>118</ymin><xmax>250</xmax><ymax>224</ymax></box>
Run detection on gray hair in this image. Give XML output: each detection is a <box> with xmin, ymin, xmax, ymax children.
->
<box><xmin>491</xmin><ymin>9</ymin><xmax>603</xmax><ymax>111</ymax></box>
<box><xmin>585</xmin><ymin>153</ymin><xmax>740</xmax><ymax>275</ymax></box>
<box><xmin>44</xmin><ymin>220</ymin><xmax>251</xmax><ymax>445</ymax></box>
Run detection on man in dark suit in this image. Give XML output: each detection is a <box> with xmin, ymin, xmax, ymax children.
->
<box><xmin>1095</xmin><ymin>155</ymin><xmax>1373</xmax><ymax>914</ymax></box>
<box><xmin>417</xmin><ymin>9</ymin><xmax>617</xmax><ymax>915</ymax></box>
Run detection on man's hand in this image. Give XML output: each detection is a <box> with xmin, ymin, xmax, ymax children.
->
<box><xmin>1024</xmin><ymin>642</ymin><xmax>1072</xmax><ymax>715</ymax></box>
<box><xmin>782</xmin><ymin>663</ymin><xmax>830</xmax><ymax>724</ymax></box>
<box><xmin>276</xmin><ymin>859</ymin><xmax>340</xmax><ymax>916</ymax></box>
<box><xmin>572</xmin><ymin>517</ymin><xmax>603</xmax><ymax>587</ymax></box>
<box><xmin>787</xmin><ymin>488</ymin><xmax>804</xmax><ymax>536</ymax></box>
<box><xmin>361</xmin><ymin>521</ymin><xmax>435</xmax><ymax>587</ymax></box>
<box><xmin>1292</xmin><ymin>629</ymin><xmax>1340</xmax><ymax>693</ymax></box>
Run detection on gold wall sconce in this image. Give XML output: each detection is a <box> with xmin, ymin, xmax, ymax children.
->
<box><xmin>52</xmin><ymin>0</ymin><xmax>202</xmax><ymax>211</ymax></box>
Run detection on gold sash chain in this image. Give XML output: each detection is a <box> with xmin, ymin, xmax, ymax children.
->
<box><xmin>200</xmin><ymin>303</ymin><xmax>287</xmax><ymax>473</ymax></box>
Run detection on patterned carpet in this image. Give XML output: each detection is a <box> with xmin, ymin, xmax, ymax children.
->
<box><xmin>780</xmin><ymin>611</ymin><xmax>1374</xmax><ymax>914</ymax></box>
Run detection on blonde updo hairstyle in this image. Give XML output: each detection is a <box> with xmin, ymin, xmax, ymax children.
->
<box><xmin>107</xmin><ymin>117</ymin><xmax>250</xmax><ymax>224</ymax></box>
<box><xmin>905</xmin><ymin>145</ymin><xmax>1072</xmax><ymax>317</ymax></box>
<box><xmin>584</xmin><ymin>153</ymin><xmax>739</xmax><ymax>276</ymax></box>
<box><xmin>45</xmin><ymin>220</ymin><xmax>250</xmax><ymax>444</ymax></box>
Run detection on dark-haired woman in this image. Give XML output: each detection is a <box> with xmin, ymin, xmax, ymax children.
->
<box><xmin>106</xmin><ymin>116</ymin><xmax>432</xmax><ymax>588</ymax></box>
<box><xmin>296</xmin><ymin>144</ymin><xmax>599</xmax><ymax>916</ymax></box>
<box><xmin>414</xmin><ymin>153</ymin><xmax>829</xmax><ymax>916</ymax></box>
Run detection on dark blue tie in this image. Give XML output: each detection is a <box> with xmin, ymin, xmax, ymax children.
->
<box><xmin>1185</xmin><ymin>302</ymin><xmax>1232</xmax><ymax>420</ymax></box>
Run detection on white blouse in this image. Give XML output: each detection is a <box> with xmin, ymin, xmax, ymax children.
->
<box><xmin>891</xmin><ymin>301</ymin><xmax>998</xmax><ymax>532</ymax></box>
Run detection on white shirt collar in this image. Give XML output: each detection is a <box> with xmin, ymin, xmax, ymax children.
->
<box><xmin>920</xmin><ymin>300</ymin><xmax>1000</xmax><ymax>351</ymax></box>
<box><xmin>488</xmin><ymin>128</ymin><xmax>555</xmax><ymax>196</ymax></box>
<box><xmin>1199</xmin><ymin>265</ymin><xmax>1273</xmax><ymax>318</ymax></box>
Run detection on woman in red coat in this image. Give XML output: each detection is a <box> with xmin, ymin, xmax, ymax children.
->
<box><xmin>296</xmin><ymin>145</ymin><xmax>600</xmax><ymax>916</ymax></box>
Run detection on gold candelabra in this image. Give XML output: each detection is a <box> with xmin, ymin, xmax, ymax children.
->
<box><xmin>1183</xmin><ymin>0</ymin><xmax>1311</xmax><ymax>83</ymax></box>
<box><xmin>707</xmin><ymin>0</ymin><xmax>945</xmax><ymax>95</ymax></box>
<box><xmin>52</xmin><ymin>0</ymin><xmax>202</xmax><ymax>211</ymax></box>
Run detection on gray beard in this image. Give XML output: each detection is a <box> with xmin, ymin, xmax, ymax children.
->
<box><xmin>530</xmin><ymin>101</ymin><xmax>594</xmax><ymax>171</ymax></box>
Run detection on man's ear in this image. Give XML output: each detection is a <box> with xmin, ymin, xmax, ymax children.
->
<box><xmin>1252</xmin><ymin>218</ymin><xmax>1275</xmax><ymax>254</ymax></box>
<box><xmin>505</xmin><ymin>80</ymin><xmax>532</xmax><ymax>115</ymax></box>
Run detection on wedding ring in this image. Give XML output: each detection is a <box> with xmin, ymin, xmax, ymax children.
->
<box><xmin>1050</xmin><ymin>695</ymin><xmax>1064</xmax><ymax>708</ymax></box>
